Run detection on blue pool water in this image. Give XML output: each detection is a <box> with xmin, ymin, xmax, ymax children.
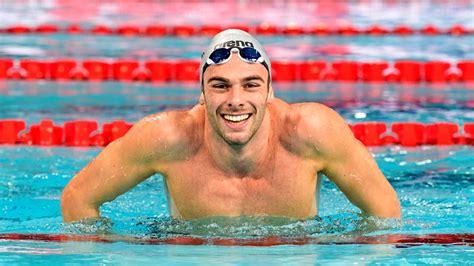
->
<box><xmin>1</xmin><ymin>0</ymin><xmax>474</xmax><ymax>264</ymax></box>
<box><xmin>0</xmin><ymin>144</ymin><xmax>473</xmax><ymax>263</ymax></box>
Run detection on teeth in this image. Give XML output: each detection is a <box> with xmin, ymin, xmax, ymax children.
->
<box><xmin>223</xmin><ymin>114</ymin><xmax>250</xmax><ymax>122</ymax></box>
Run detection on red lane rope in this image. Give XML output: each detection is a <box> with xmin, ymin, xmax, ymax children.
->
<box><xmin>0</xmin><ymin>59</ymin><xmax>473</xmax><ymax>83</ymax></box>
<box><xmin>1</xmin><ymin>120</ymin><xmax>473</xmax><ymax>147</ymax></box>
<box><xmin>1</xmin><ymin>24</ymin><xmax>472</xmax><ymax>36</ymax></box>
<box><xmin>0</xmin><ymin>233</ymin><xmax>472</xmax><ymax>246</ymax></box>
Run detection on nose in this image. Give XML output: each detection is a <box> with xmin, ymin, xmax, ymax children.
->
<box><xmin>226</xmin><ymin>87</ymin><xmax>244</xmax><ymax>109</ymax></box>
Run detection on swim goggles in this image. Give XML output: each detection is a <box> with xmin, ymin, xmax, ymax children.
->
<box><xmin>202</xmin><ymin>47</ymin><xmax>270</xmax><ymax>75</ymax></box>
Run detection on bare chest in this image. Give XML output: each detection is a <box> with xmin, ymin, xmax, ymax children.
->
<box><xmin>161</xmin><ymin>149</ymin><xmax>321</xmax><ymax>220</ymax></box>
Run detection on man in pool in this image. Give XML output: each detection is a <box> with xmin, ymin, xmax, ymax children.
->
<box><xmin>61</xmin><ymin>29</ymin><xmax>401</xmax><ymax>222</ymax></box>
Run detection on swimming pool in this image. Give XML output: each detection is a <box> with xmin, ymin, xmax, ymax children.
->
<box><xmin>1</xmin><ymin>1</ymin><xmax>473</xmax><ymax>264</ymax></box>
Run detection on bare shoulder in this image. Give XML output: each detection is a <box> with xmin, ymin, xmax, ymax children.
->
<box><xmin>291</xmin><ymin>102</ymin><xmax>349</xmax><ymax>134</ymax></box>
<box><xmin>277</xmin><ymin>100</ymin><xmax>354</xmax><ymax>158</ymax></box>
<box><xmin>119</xmin><ymin>105</ymin><xmax>204</xmax><ymax>162</ymax></box>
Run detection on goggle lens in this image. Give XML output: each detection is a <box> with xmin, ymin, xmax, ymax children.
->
<box><xmin>208</xmin><ymin>48</ymin><xmax>232</xmax><ymax>64</ymax></box>
<box><xmin>208</xmin><ymin>47</ymin><xmax>263</xmax><ymax>65</ymax></box>
<box><xmin>239</xmin><ymin>47</ymin><xmax>261</xmax><ymax>62</ymax></box>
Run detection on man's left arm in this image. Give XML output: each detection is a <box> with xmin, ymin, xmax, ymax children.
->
<box><xmin>302</xmin><ymin>104</ymin><xmax>401</xmax><ymax>218</ymax></box>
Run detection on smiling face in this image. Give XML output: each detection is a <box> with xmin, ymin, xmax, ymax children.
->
<box><xmin>202</xmin><ymin>53</ymin><xmax>273</xmax><ymax>147</ymax></box>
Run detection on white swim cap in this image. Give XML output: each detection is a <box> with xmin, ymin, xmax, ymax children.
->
<box><xmin>200</xmin><ymin>29</ymin><xmax>272</xmax><ymax>85</ymax></box>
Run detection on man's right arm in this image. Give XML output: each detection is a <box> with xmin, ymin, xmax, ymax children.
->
<box><xmin>60</xmin><ymin>112</ymin><xmax>187</xmax><ymax>222</ymax></box>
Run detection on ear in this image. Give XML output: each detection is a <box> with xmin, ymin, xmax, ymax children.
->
<box><xmin>267</xmin><ymin>83</ymin><xmax>275</xmax><ymax>103</ymax></box>
<box><xmin>199</xmin><ymin>92</ymin><xmax>205</xmax><ymax>105</ymax></box>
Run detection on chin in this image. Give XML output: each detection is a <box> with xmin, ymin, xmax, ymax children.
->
<box><xmin>223</xmin><ymin>133</ymin><xmax>252</xmax><ymax>146</ymax></box>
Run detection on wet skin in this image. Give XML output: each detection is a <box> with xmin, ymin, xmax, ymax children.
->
<box><xmin>61</xmin><ymin>55</ymin><xmax>401</xmax><ymax>222</ymax></box>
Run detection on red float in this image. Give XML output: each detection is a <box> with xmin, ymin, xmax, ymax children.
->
<box><xmin>300</xmin><ymin>61</ymin><xmax>326</xmax><ymax>81</ymax></box>
<box><xmin>361</xmin><ymin>62</ymin><xmax>389</xmax><ymax>82</ymax></box>
<box><xmin>199</xmin><ymin>25</ymin><xmax>223</xmax><ymax>36</ymax></box>
<box><xmin>464</xmin><ymin>123</ymin><xmax>474</xmax><ymax>144</ymax></box>
<box><xmin>448</xmin><ymin>25</ymin><xmax>468</xmax><ymax>35</ymax></box>
<box><xmin>394</xmin><ymin>61</ymin><xmax>421</xmax><ymax>83</ymax></box>
<box><xmin>0</xmin><ymin>59</ymin><xmax>14</xmax><ymax>79</ymax></box>
<box><xmin>424</xmin><ymin>61</ymin><xmax>450</xmax><ymax>83</ymax></box>
<box><xmin>145</xmin><ymin>60</ymin><xmax>172</xmax><ymax>82</ymax></box>
<box><xmin>282</xmin><ymin>25</ymin><xmax>305</xmax><ymax>35</ymax></box>
<box><xmin>172</xmin><ymin>25</ymin><xmax>196</xmax><ymax>36</ymax></box>
<box><xmin>64</xmin><ymin>120</ymin><xmax>98</xmax><ymax>146</ymax></box>
<box><xmin>50</xmin><ymin>60</ymin><xmax>77</xmax><ymax>80</ymax></box>
<box><xmin>352</xmin><ymin>122</ymin><xmax>387</xmax><ymax>146</ymax></box>
<box><xmin>20</xmin><ymin>60</ymin><xmax>50</xmax><ymax>79</ymax></box>
<box><xmin>457</xmin><ymin>61</ymin><xmax>474</xmax><ymax>82</ymax></box>
<box><xmin>338</xmin><ymin>25</ymin><xmax>360</xmax><ymax>35</ymax></box>
<box><xmin>174</xmin><ymin>60</ymin><xmax>200</xmax><ymax>81</ymax></box>
<box><xmin>25</xmin><ymin>120</ymin><xmax>63</xmax><ymax>146</ymax></box>
<box><xmin>6</xmin><ymin>25</ymin><xmax>31</xmax><ymax>34</ymax></box>
<box><xmin>145</xmin><ymin>25</ymin><xmax>168</xmax><ymax>36</ymax></box>
<box><xmin>116</xmin><ymin>25</ymin><xmax>141</xmax><ymax>36</ymax></box>
<box><xmin>82</xmin><ymin>61</ymin><xmax>111</xmax><ymax>80</ymax></box>
<box><xmin>365</xmin><ymin>25</ymin><xmax>388</xmax><ymax>35</ymax></box>
<box><xmin>0</xmin><ymin>120</ymin><xmax>26</xmax><ymax>144</ymax></box>
<box><xmin>112</xmin><ymin>60</ymin><xmax>140</xmax><ymax>81</ymax></box>
<box><xmin>91</xmin><ymin>25</ymin><xmax>113</xmax><ymax>35</ymax></box>
<box><xmin>308</xmin><ymin>24</ymin><xmax>333</xmax><ymax>35</ymax></box>
<box><xmin>425</xmin><ymin>123</ymin><xmax>459</xmax><ymax>145</ymax></box>
<box><xmin>102</xmin><ymin>120</ymin><xmax>133</xmax><ymax>143</ymax></box>
<box><xmin>391</xmin><ymin>123</ymin><xmax>425</xmax><ymax>146</ymax></box>
<box><xmin>66</xmin><ymin>24</ymin><xmax>83</xmax><ymax>34</ymax></box>
<box><xmin>421</xmin><ymin>25</ymin><xmax>441</xmax><ymax>35</ymax></box>
<box><xmin>35</xmin><ymin>24</ymin><xmax>59</xmax><ymax>33</ymax></box>
<box><xmin>271</xmin><ymin>61</ymin><xmax>298</xmax><ymax>81</ymax></box>
<box><xmin>393</xmin><ymin>25</ymin><xmax>414</xmax><ymax>35</ymax></box>
<box><xmin>332</xmin><ymin>61</ymin><xmax>359</xmax><ymax>81</ymax></box>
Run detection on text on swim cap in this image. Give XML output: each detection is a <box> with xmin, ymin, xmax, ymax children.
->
<box><xmin>214</xmin><ymin>40</ymin><xmax>254</xmax><ymax>49</ymax></box>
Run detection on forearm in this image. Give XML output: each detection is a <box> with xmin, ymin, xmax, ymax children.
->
<box><xmin>356</xmin><ymin>188</ymin><xmax>401</xmax><ymax>218</ymax></box>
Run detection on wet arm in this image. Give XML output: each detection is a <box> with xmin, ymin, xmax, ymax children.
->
<box><xmin>61</xmin><ymin>120</ymin><xmax>157</xmax><ymax>222</ymax></box>
<box><xmin>307</xmin><ymin>105</ymin><xmax>401</xmax><ymax>218</ymax></box>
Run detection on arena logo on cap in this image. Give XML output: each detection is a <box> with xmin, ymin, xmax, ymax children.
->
<box><xmin>214</xmin><ymin>40</ymin><xmax>254</xmax><ymax>49</ymax></box>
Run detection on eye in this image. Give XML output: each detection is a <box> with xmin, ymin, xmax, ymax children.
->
<box><xmin>211</xmin><ymin>83</ymin><xmax>229</xmax><ymax>89</ymax></box>
<box><xmin>244</xmin><ymin>82</ymin><xmax>261</xmax><ymax>90</ymax></box>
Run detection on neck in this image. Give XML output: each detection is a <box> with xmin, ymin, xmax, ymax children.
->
<box><xmin>205</xmin><ymin>108</ymin><xmax>272</xmax><ymax>177</ymax></box>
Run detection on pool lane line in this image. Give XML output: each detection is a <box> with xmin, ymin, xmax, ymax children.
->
<box><xmin>1</xmin><ymin>24</ymin><xmax>472</xmax><ymax>36</ymax></box>
<box><xmin>0</xmin><ymin>59</ymin><xmax>473</xmax><ymax>83</ymax></box>
<box><xmin>1</xmin><ymin>120</ymin><xmax>473</xmax><ymax>147</ymax></box>
<box><xmin>0</xmin><ymin>233</ymin><xmax>472</xmax><ymax>246</ymax></box>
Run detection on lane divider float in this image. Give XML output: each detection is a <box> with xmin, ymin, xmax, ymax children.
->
<box><xmin>1</xmin><ymin>24</ymin><xmax>472</xmax><ymax>36</ymax></box>
<box><xmin>1</xmin><ymin>120</ymin><xmax>473</xmax><ymax>147</ymax></box>
<box><xmin>0</xmin><ymin>59</ymin><xmax>473</xmax><ymax>83</ymax></box>
<box><xmin>0</xmin><ymin>233</ymin><xmax>472</xmax><ymax>246</ymax></box>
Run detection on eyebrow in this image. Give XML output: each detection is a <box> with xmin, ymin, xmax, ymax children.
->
<box><xmin>207</xmin><ymin>76</ymin><xmax>229</xmax><ymax>84</ymax></box>
<box><xmin>207</xmin><ymin>75</ymin><xmax>265</xmax><ymax>84</ymax></box>
<box><xmin>242</xmin><ymin>75</ymin><xmax>265</xmax><ymax>83</ymax></box>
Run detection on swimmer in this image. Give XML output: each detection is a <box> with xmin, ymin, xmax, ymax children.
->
<box><xmin>61</xmin><ymin>29</ymin><xmax>401</xmax><ymax>222</ymax></box>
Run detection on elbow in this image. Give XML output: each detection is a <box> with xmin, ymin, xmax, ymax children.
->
<box><xmin>379</xmin><ymin>193</ymin><xmax>401</xmax><ymax>218</ymax></box>
<box><xmin>61</xmin><ymin>185</ymin><xmax>100</xmax><ymax>223</ymax></box>
<box><xmin>388</xmin><ymin>190</ymin><xmax>402</xmax><ymax>218</ymax></box>
<box><xmin>60</xmin><ymin>186</ymin><xmax>78</xmax><ymax>222</ymax></box>
<box><xmin>386</xmin><ymin>200</ymin><xmax>401</xmax><ymax>218</ymax></box>
<box><xmin>366</xmin><ymin>192</ymin><xmax>401</xmax><ymax>219</ymax></box>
